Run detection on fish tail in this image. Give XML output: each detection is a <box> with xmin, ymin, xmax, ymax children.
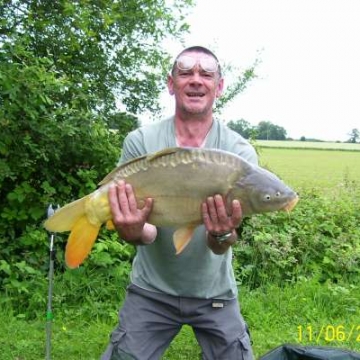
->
<box><xmin>65</xmin><ymin>215</ymin><xmax>100</xmax><ymax>268</ymax></box>
<box><xmin>44</xmin><ymin>196</ymin><xmax>89</xmax><ymax>232</ymax></box>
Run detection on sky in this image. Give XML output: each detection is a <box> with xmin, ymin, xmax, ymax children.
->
<box><xmin>159</xmin><ymin>0</ymin><xmax>360</xmax><ymax>142</ymax></box>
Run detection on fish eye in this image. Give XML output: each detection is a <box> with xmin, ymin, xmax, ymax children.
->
<box><xmin>264</xmin><ymin>194</ymin><xmax>271</xmax><ymax>201</ymax></box>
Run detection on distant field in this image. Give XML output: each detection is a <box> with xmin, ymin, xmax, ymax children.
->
<box><xmin>258</xmin><ymin>147</ymin><xmax>360</xmax><ymax>191</ymax></box>
<box><xmin>257</xmin><ymin>140</ymin><xmax>360</xmax><ymax>151</ymax></box>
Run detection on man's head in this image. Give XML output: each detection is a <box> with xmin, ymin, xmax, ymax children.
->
<box><xmin>170</xmin><ymin>46</ymin><xmax>222</xmax><ymax>78</ymax></box>
<box><xmin>168</xmin><ymin>46</ymin><xmax>224</xmax><ymax>117</ymax></box>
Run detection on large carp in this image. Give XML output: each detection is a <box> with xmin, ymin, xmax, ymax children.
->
<box><xmin>44</xmin><ymin>147</ymin><xmax>299</xmax><ymax>268</ymax></box>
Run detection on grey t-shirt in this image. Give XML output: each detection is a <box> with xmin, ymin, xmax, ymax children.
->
<box><xmin>119</xmin><ymin>117</ymin><xmax>258</xmax><ymax>300</ymax></box>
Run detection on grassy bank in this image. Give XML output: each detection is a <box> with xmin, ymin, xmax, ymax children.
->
<box><xmin>257</xmin><ymin>140</ymin><xmax>360</xmax><ymax>151</ymax></box>
<box><xmin>1</xmin><ymin>279</ymin><xmax>359</xmax><ymax>359</ymax></box>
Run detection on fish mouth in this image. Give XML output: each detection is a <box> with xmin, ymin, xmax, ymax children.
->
<box><xmin>282</xmin><ymin>195</ymin><xmax>299</xmax><ymax>212</ymax></box>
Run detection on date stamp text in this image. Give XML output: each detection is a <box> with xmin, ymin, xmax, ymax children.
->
<box><xmin>297</xmin><ymin>325</ymin><xmax>360</xmax><ymax>343</ymax></box>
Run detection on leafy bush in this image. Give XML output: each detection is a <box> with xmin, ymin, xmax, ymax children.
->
<box><xmin>0</xmin><ymin>39</ymin><xmax>138</xmax><ymax>303</ymax></box>
<box><xmin>0</xmin><ymin>0</ymin><xmax>193</xmax><ymax>306</ymax></box>
<box><xmin>234</xmin><ymin>185</ymin><xmax>360</xmax><ymax>287</ymax></box>
<box><xmin>0</xmin><ymin>228</ymin><xmax>136</xmax><ymax>319</ymax></box>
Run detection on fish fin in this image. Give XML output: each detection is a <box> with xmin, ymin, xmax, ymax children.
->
<box><xmin>44</xmin><ymin>196</ymin><xmax>88</xmax><ymax>232</ymax></box>
<box><xmin>98</xmin><ymin>148</ymin><xmax>182</xmax><ymax>186</ymax></box>
<box><xmin>173</xmin><ymin>225</ymin><xmax>197</xmax><ymax>255</ymax></box>
<box><xmin>98</xmin><ymin>155</ymin><xmax>147</xmax><ymax>185</ymax></box>
<box><xmin>65</xmin><ymin>215</ymin><xmax>100</xmax><ymax>268</ymax></box>
<box><xmin>146</xmin><ymin>147</ymin><xmax>180</xmax><ymax>162</ymax></box>
<box><xmin>106</xmin><ymin>220</ymin><xmax>115</xmax><ymax>230</ymax></box>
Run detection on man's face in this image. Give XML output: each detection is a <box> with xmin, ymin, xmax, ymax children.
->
<box><xmin>167</xmin><ymin>51</ymin><xmax>224</xmax><ymax>117</ymax></box>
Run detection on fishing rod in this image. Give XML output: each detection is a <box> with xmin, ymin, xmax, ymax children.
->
<box><xmin>45</xmin><ymin>204</ymin><xmax>59</xmax><ymax>360</ymax></box>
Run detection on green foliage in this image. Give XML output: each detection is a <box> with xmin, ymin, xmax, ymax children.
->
<box><xmin>347</xmin><ymin>128</ymin><xmax>360</xmax><ymax>143</ymax></box>
<box><xmin>233</xmin><ymin>186</ymin><xmax>360</xmax><ymax>288</ymax></box>
<box><xmin>1</xmin><ymin>229</ymin><xmax>135</xmax><ymax>318</ymax></box>
<box><xmin>242</xmin><ymin>279</ymin><xmax>360</xmax><ymax>358</ymax></box>
<box><xmin>0</xmin><ymin>0</ymin><xmax>194</xmax><ymax>298</ymax></box>
<box><xmin>0</xmin><ymin>256</ymin><xmax>46</xmax><ymax>312</ymax></box>
<box><xmin>1</xmin><ymin>0</ymin><xmax>193</xmax><ymax>114</ymax></box>
<box><xmin>228</xmin><ymin>119</ymin><xmax>287</xmax><ymax>140</ymax></box>
<box><xmin>256</xmin><ymin>120</ymin><xmax>287</xmax><ymax>140</ymax></box>
<box><xmin>227</xmin><ymin>118</ymin><xmax>254</xmax><ymax>139</ymax></box>
<box><xmin>0</xmin><ymin>53</ymin><xmax>121</xmax><ymax>289</ymax></box>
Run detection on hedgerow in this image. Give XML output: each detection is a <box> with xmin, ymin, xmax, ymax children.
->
<box><xmin>234</xmin><ymin>185</ymin><xmax>360</xmax><ymax>287</ymax></box>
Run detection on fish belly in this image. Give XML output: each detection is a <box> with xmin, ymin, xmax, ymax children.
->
<box><xmin>148</xmin><ymin>195</ymin><xmax>203</xmax><ymax>227</ymax></box>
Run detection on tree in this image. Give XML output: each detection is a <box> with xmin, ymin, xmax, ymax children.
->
<box><xmin>347</xmin><ymin>128</ymin><xmax>360</xmax><ymax>143</ymax></box>
<box><xmin>0</xmin><ymin>0</ymin><xmax>194</xmax><ymax>289</ymax></box>
<box><xmin>227</xmin><ymin>119</ymin><xmax>254</xmax><ymax>139</ymax></box>
<box><xmin>256</xmin><ymin>121</ymin><xmax>287</xmax><ymax>140</ymax></box>
<box><xmin>1</xmin><ymin>0</ymin><xmax>193</xmax><ymax>116</ymax></box>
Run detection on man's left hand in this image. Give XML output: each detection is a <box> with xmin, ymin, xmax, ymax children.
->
<box><xmin>201</xmin><ymin>194</ymin><xmax>242</xmax><ymax>235</ymax></box>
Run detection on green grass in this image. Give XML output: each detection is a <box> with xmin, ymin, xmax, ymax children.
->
<box><xmin>2</xmin><ymin>280</ymin><xmax>359</xmax><ymax>359</ymax></box>
<box><xmin>258</xmin><ymin>147</ymin><xmax>360</xmax><ymax>190</ymax></box>
<box><xmin>257</xmin><ymin>140</ymin><xmax>360</xmax><ymax>151</ymax></box>
<box><xmin>2</xmin><ymin>145</ymin><xmax>360</xmax><ymax>359</ymax></box>
<box><xmin>243</xmin><ymin>280</ymin><xmax>360</xmax><ymax>358</ymax></box>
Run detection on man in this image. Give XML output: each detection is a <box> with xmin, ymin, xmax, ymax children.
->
<box><xmin>101</xmin><ymin>46</ymin><xmax>257</xmax><ymax>360</ymax></box>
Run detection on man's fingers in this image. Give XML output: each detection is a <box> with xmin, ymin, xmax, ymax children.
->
<box><xmin>202</xmin><ymin>195</ymin><xmax>243</xmax><ymax>234</ymax></box>
<box><xmin>108</xmin><ymin>184</ymin><xmax>117</xmax><ymax>213</ymax></box>
<box><xmin>142</xmin><ymin>198</ymin><xmax>154</xmax><ymax>219</ymax></box>
<box><xmin>108</xmin><ymin>184</ymin><xmax>125</xmax><ymax>225</ymax></box>
<box><xmin>125</xmin><ymin>183</ymin><xmax>138</xmax><ymax>212</ymax></box>
<box><xmin>202</xmin><ymin>202</ymin><xmax>212</xmax><ymax>229</ymax></box>
<box><xmin>115</xmin><ymin>180</ymin><xmax>129</xmax><ymax>215</ymax></box>
<box><xmin>206</xmin><ymin>196</ymin><xmax>219</xmax><ymax>223</ymax></box>
<box><xmin>214</xmin><ymin>194</ymin><xmax>228</xmax><ymax>222</ymax></box>
<box><xmin>231</xmin><ymin>200</ymin><xmax>242</xmax><ymax>227</ymax></box>
<box><xmin>108</xmin><ymin>184</ymin><xmax>117</xmax><ymax>209</ymax></box>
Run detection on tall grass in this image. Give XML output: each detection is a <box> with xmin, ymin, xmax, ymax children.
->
<box><xmin>2</xmin><ymin>279</ymin><xmax>359</xmax><ymax>359</ymax></box>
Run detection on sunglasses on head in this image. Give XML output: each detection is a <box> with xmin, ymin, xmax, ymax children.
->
<box><xmin>175</xmin><ymin>55</ymin><xmax>219</xmax><ymax>73</ymax></box>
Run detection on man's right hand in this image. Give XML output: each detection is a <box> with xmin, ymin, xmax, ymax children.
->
<box><xmin>108</xmin><ymin>180</ymin><xmax>156</xmax><ymax>245</ymax></box>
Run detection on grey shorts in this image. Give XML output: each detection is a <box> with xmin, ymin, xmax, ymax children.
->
<box><xmin>101</xmin><ymin>284</ymin><xmax>254</xmax><ymax>360</ymax></box>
